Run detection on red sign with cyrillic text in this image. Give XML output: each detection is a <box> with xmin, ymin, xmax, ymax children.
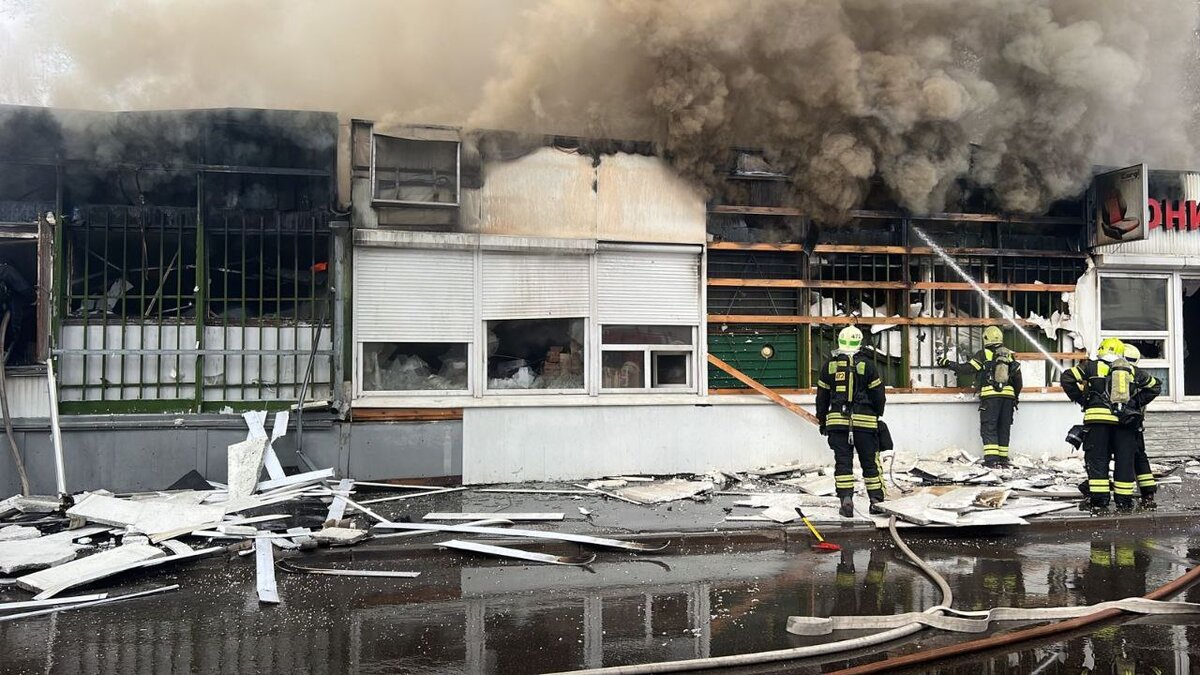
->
<box><xmin>1148</xmin><ymin>199</ymin><xmax>1200</xmax><ymax>231</ymax></box>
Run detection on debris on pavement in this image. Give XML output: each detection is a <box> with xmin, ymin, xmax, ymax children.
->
<box><xmin>439</xmin><ymin>539</ymin><xmax>597</xmax><ymax>566</ymax></box>
<box><xmin>423</xmin><ymin>512</ymin><xmax>565</xmax><ymax>521</ymax></box>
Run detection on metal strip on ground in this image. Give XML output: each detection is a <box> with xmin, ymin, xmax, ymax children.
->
<box><xmin>439</xmin><ymin>539</ymin><xmax>596</xmax><ymax>566</ymax></box>
<box><xmin>373</xmin><ymin>522</ymin><xmax>669</xmax><ymax>552</ymax></box>
<box><xmin>0</xmin><ymin>585</ymin><xmax>178</xmax><ymax>623</ymax></box>
<box><xmin>275</xmin><ymin>559</ymin><xmax>421</xmax><ymax>578</ymax></box>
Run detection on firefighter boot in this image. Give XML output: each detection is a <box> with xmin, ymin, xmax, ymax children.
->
<box><xmin>839</xmin><ymin>495</ymin><xmax>854</xmax><ymax>519</ymax></box>
<box><xmin>1114</xmin><ymin>496</ymin><xmax>1135</xmax><ymax>512</ymax></box>
<box><xmin>982</xmin><ymin>455</ymin><xmax>1000</xmax><ymax>468</ymax></box>
<box><xmin>1140</xmin><ymin>491</ymin><xmax>1157</xmax><ymax>510</ymax></box>
<box><xmin>868</xmin><ymin>492</ymin><xmax>886</xmax><ymax>515</ymax></box>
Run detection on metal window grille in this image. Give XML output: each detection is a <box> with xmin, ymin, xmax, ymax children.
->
<box><xmin>55</xmin><ymin>204</ymin><xmax>333</xmax><ymax>413</ymax></box>
<box><xmin>706</xmin><ymin>217</ymin><xmax>1087</xmax><ymax>391</ymax></box>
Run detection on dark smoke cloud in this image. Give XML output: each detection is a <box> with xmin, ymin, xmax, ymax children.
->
<box><xmin>2</xmin><ymin>0</ymin><xmax>1197</xmax><ymax>222</ymax></box>
<box><xmin>472</xmin><ymin>0</ymin><xmax>1200</xmax><ymax>221</ymax></box>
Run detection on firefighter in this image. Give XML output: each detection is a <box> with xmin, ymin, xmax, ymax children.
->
<box><xmin>1123</xmin><ymin>344</ymin><xmax>1157</xmax><ymax>507</ymax></box>
<box><xmin>1061</xmin><ymin>338</ymin><xmax>1161</xmax><ymax>511</ymax></box>
<box><xmin>816</xmin><ymin>325</ymin><xmax>887</xmax><ymax>518</ymax></box>
<box><xmin>937</xmin><ymin>325</ymin><xmax>1022</xmax><ymax>467</ymax></box>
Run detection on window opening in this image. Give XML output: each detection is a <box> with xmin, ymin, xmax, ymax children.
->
<box><xmin>362</xmin><ymin>342</ymin><xmax>468</xmax><ymax>392</ymax></box>
<box><xmin>486</xmin><ymin>318</ymin><xmax>585</xmax><ymax>391</ymax></box>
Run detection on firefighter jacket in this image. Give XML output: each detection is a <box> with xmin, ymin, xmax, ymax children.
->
<box><xmin>966</xmin><ymin>347</ymin><xmax>1022</xmax><ymax>399</ymax></box>
<box><xmin>946</xmin><ymin>347</ymin><xmax>1022</xmax><ymax>398</ymax></box>
<box><xmin>1061</xmin><ymin>359</ymin><xmax>1161</xmax><ymax>425</ymax></box>
<box><xmin>816</xmin><ymin>353</ymin><xmax>886</xmax><ymax>430</ymax></box>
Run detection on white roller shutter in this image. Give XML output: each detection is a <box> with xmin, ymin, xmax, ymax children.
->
<box><xmin>482</xmin><ymin>251</ymin><xmax>590</xmax><ymax>319</ymax></box>
<box><xmin>597</xmin><ymin>249</ymin><xmax>700</xmax><ymax>324</ymax></box>
<box><xmin>354</xmin><ymin>247</ymin><xmax>474</xmax><ymax>342</ymax></box>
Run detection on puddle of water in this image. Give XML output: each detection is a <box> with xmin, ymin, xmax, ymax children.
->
<box><xmin>1</xmin><ymin>526</ymin><xmax>1198</xmax><ymax>673</ymax></box>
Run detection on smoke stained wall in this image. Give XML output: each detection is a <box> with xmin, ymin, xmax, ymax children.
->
<box><xmin>1</xmin><ymin>0</ymin><xmax>1198</xmax><ymax>221</ymax></box>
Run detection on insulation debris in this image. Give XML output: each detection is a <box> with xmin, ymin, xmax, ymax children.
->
<box><xmin>312</xmin><ymin>527</ymin><xmax>369</xmax><ymax>546</ymax></box>
<box><xmin>615</xmin><ymin>478</ymin><xmax>713</xmax><ymax>504</ymax></box>
<box><xmin>17</xmin><ymin>543</ymin><xmax>165</xmax><ymax>596</ymax></box>
<box><xmin>0</xmin><ymin>525</ymin><xmax>40</xmax><ymax>541</ymax></box>
<box><xmin>0</xmin><ymin>537</ymin><xmax>81</xmax><ymax>574</ymax></box>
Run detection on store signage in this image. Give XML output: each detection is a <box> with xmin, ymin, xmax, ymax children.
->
<box><xmin>1147</xmin><ymin>198</ymin><xmax>1200</xmax><ymax>231</ymax></box>
<box><xmin>1092</xmin><ymin>164</ymin><xmax>1148</xmax><ymax>246</ymax></box>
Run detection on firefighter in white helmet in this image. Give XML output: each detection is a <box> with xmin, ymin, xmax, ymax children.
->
<box><xmin>815</xmin><ymin>325</ymin><xmax>888</xmax><ymax>518</ymax></box>
<box><xmin>1122</xmin><ymin>344</ymin><xmax>1157</xmax><ymax>507</ymax></box>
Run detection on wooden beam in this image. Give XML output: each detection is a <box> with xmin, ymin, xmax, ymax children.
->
<box><xmin>352</xmin><ymin>408</ymin><xmax>463</xmax><ymax>422</ymax></box>
<box><xmin>1014</xmin><ymin>352</ymin><xmax>1086</xmax><ymax>360</ymax></box>
<box><xmin>708</xmin><ymin>315</ymin><xmax>1037</xmax><ymax>327</ymax></box>
<box><xmin>911</xmin><ymin>282</ymin><xmax>1077</xmax><ymax>292</ymax></box>
<box><xmin>708</xmin><ymin>278</ymin><xmax>1074</xmax><ymax>292</ymax></box>
<box><xmin>707</xmin><ymin>241</ymin><xmax>1088</xmax><ymax>259</ymax></box>
<box><xmin>706</xmin><ymin>354</ymin><xmax>820</xmax><ymax>425</ymax></box>
<box><xmin>709</xmin><ymin>385</ymin><xmax>1066</xmax><ymax>395</ymax></box>
<box><xmin>708</xmin><ymin>204</ymin><xmax>1081</xmax><ymax>226</ymax></box>
<box><xmin>708</xmin><ymin>278</ymin><xmax>909</xmax><ymax>289</ymax></box>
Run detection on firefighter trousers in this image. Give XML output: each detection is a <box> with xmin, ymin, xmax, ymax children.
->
<box><xmin>828</xmin><ymin>428</ymin><xmax>884</xmax><ymax>499</ymax></box>
<box><xmin>1134</xmin><ymin>427</ymin><xmax>1155</xmax><ymax>496</ymax></box>
<box><xmin>979</xmin><ymin>397</ymin><xmax>1014</xmax><ymax>460</ymax></box>
<box><xmin>1083</xmin><ymin>423</ymin><xmax>1139</xmax><ymax>506</ymax></box>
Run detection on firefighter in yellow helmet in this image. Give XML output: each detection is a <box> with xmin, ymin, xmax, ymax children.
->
<box><xmin>815</xmin><ymin>325</ymin><xmax>888</xmax><ymax>518</ymax></box>
<box><xmin>937</xmin><ymin>325</ymin><xmax>1022</xmax><ymax>467</ymax></box>
<box><xmin>1061</xmin><ymin>338</ymin><xmax>1161</xmax><ymax>511</ymax></box>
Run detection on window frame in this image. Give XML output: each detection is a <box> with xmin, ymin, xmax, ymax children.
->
<box><xmin>598</xmin><ymin>325</ymin><xmax>698</xmax><ymax>393</ymax></box>
<box><xmin>356</xmin><ymin>341</ymin><xmax>473</xmax><ymax>397</ymax></box>
<box><xmin>1098</xmin><ymin>271</ymin><xmax>1173</xmax><ymax>400</ymax></box>
<box><xmin>482</xmin><ymin>317</ymin><xmax>589</xmax><ymax>396</ymax></box>
<box><xmin>369</xmin><ymin>134</ymin><xmax>461</xmax><ymax>208</ymax></box>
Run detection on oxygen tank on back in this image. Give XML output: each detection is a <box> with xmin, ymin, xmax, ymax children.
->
<box><xmin>1109</xmin><ymin>358</ymin><xmax>1134</xmax><ymax>407</ymax></box>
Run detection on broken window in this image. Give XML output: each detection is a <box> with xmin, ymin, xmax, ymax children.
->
<box><xmin>1183</xmin><ymin>278</ymin><xmax>1200</xmax><ymax>396</ymax></box>
<box><xmin>372</xmin><ymin>135</ymin><xmax>459</xmax><ymax>206</ymax></box>
<box><xmin>486</xmin><ymin>318</ymin><xmax>585</xmax><ymax>391</ymax></box>
<box><xmin>601</xmin><ymin>325</ymin><xmax>694</xmax><ymax>390</ymax></box>
<box><xmin>362</xmin><ymin>342</ymin><xmax>468</xmax><ymax>392</ymax></box>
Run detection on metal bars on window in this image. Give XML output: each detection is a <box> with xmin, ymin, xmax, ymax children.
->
<box><xmin>706</xmin><ymin>217</ymin><xmax>1088</xmax><ymax>392</ymax></box>
<box><xmin>55</xmin><ymin>205</ymin><xmax>333</xmax><ymax>413</ymax></box>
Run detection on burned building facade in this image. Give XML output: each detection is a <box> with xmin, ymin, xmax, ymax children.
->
<box><xmin>1</xmin><ymin>105</ymin><xmax>1184</xmax><ymax>493</ymax></box>
<box><xmin>0</xmin><ymin>105</ymin><xmax>340</xmax><ymax>494</ymax></box>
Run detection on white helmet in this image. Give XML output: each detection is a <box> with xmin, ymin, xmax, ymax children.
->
<box><xmin>837</xmin><ymin>326</ymin><xmax>863</xmax><ymax>354</ymax></box>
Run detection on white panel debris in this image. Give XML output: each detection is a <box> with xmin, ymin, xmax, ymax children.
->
<box><xmin>254</xmin><ymin>537</ymin><xmax>280</xmax><ymax>604</ymax></box>
<box><xmin>0</xmin><ymin>525</ymin><xmax>41</xmax><ymax>541</ymax></box>
<box><xmin>18</xmin><ymin>543</ymin><xmax>165</xmax><ymax>596</ymax></box>
<box><xmin>67</xmin><ymin>493</ymin><xmax>225</xmax><ymax>537</ymax></box>
<box><xmin>227</xmin><ymin>437</ymin><xmax>270</xmax><ymax>500</ymax></box>
<box><xmin>312</xmin><ymin>527</ymin><xmax>369</xmax><ymax>545</ymax></box>
<box><xmin>616</xmin><ymin>479</ymin><xmax>713</xmax><ymax>504</ymax></box>
<box><xmin>0</xmin><ymin>538</ymin><xmax>80</xmax><ymax>574</ymax></box>
<box><xmin>423</xmin><ymin>513</ymin><xmax>565</xmax><ymax>522</ymax></box>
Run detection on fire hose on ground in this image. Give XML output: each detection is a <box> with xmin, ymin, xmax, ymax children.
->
<box><xmin>562</xmin><ymin>516</ymin><xmax>1200</xmax><ymax>675</ymax></box>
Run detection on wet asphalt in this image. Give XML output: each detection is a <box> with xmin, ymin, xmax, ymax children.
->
<box><xmin>3</xmin><ymin>481</ymin><xmax>1200</xmax><ymax>674</ymax></box>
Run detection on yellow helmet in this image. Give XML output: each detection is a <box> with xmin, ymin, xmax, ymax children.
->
<box><xmin>1097</xmin><ymin>337</ymin><xmax>1125</xmax><ymax>360</ymax></box>
<box><xmin>837</xmin><ymin>326</ymin><xmax>863</xmax><ymax>353</ymax></box>
<box><xmin>982</xmin><ymin>326</ymin><xmax>1003</xmax><ymax>346</ymax></box>
<box><xmin>1123</xmin><ymin>344</ymin><xmax>1141</xmax><ymax>364</ymax></box>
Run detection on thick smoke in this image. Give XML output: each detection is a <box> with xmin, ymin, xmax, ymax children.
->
<box><xmin>2</xmin><ymin>0</ymin><xmax>1198</xmax><ymax>221</ymax></box>
<box><xmin>472</xmin><ymin>0</ymin><xmax>1200</xmax><ymax>221</ymax></box>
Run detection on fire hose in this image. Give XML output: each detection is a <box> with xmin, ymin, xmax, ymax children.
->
<box><xmin>563</xmin><ymin>518</ymin><xmax>1200</xmax><ymax>675</ymax></box>
<box><xmin>560</xmin><ymin>516</ymin><xmax>952</xmax><ymax>674</ymax></box>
